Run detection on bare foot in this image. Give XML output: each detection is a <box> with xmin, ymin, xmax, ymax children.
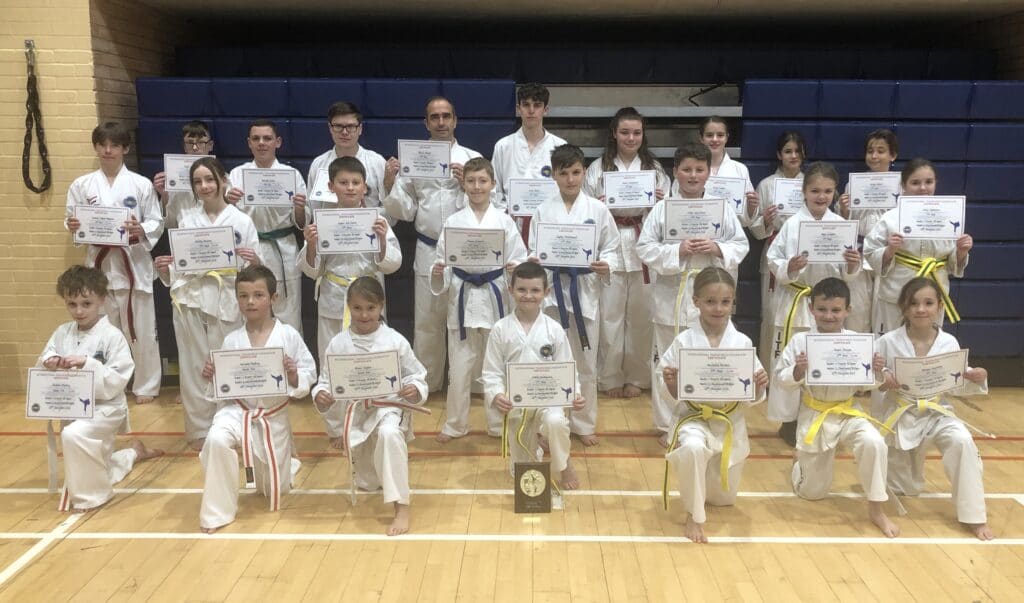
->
<box><xmin>966</xmin><ymin>522</ymin><xmax>994</xmax><ymax>541</ymax></box>
<box><xmin>435</xmin><ymin>433</ymin><xmax>454</xmax><ymax>444</ymax></box>
<box><xmin>537</xmin><ymin>434</ymin><xmax>550</xmax><ymax>454</ymax></box>
<box><xmin>188</xmin><ymin>438</ymin><xmax>205</xmax><ymax>452</ymax></box>
<box><xmin>623</xmin><ymin>384</ymin><xmax>642</xmax><ymax>398</ymax></box>
<box><xmin>135</xmin><ymin>395</ymin><xmax>155</xmax><ymax>405</ymax></box>
<box><xmin>329</xmin><ymin>436</ymin><xmax>346</xmax><ymax>453</ymax></box>
<box><xmin>684</xmin><ymin>514</ymin><xmax>708</xmax><ymax>543</ymax></box>
<box><xmin>559</xmin><ymin>461</ymin><xmax>580</xmax><ymax>490</ymax></box>
<box><xmin>657</xmin><ymin>432</ymin><xmax>671</xmax><ymax>449</ymax></box>
<box><xmin>131</xmin><ymin>439</ymin><xmax>164</xmax><ymax>461</ymax></box>
<box><xmin>868</xmin><ymin>501</ymin><xmax>900</xmax><ymax>538</ymax></box>
<box><xmin>175</xmin><ymin>395</ymin><xmax>182</xmax><ymax>404</ymax></box>
<box><xmin>604</xmin><ymin>387</ymin><xmax>624</xmax><ymax>398</ymax></box>
<box><xmin>200</xmin><ymin>524</ymin><xmax>227</xmax><ymax>534</ymax></box>
<box><xmin>578</xmin><ymin>434</ymin><xmax>599</xmax><ymax>447</ymax></box>
<box><xmin>388</xmin><ymin>503</ymin><xmax>410</xmax><ymax>536</ymax></box>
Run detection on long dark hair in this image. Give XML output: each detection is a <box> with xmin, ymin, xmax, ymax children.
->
<box><xmin>601</xmin><ymin>107</ymin><xmax>658</xmax><ymax>173</ymax></box>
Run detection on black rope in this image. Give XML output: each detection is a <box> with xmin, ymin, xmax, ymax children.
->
<box><xmin>22</xmin><ymin>40</ymin><xmax>52</xmax><ymax>194</ymax></box>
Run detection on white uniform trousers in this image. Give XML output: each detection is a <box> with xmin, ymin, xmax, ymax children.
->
<box><xmin>415</xmin><ymin>274</ymin><xmax>450</xmax><ymax>392</ymax></box>
<box><xmin>105</xmin><ymin>289</ymin><xmax>161</xmax><ymax>397</ymax></box>
<box><xmin>791</xmin><ymin>417</ymin><xmax>888</xmax><ymax>502</ymax></box>
<box><xmin>887</xmin><ymin>417</ymin><xmax>986</xmax><ymax>524</ymax></box>
<box><xmin>173</xmin><ymin>306</ymin><xmax>238</xmax><ymax>440</ymax></box>
<box><xmin>60</xmin><ymin>405</ymin><xmax>137</xmax><ymax>511</ymax></box>
<box><xmin>199</xmin><ymin>404</ymin><xmax>293</xmax><ymax>530</ymax></box>
<box><xmin>441</xmin><ymin>327</ymin><xmax>500</xmax><ymax>438</ymax></box>
<box><xmin>846</xmin><ymin>270</ymin><xmax>874</xmax><ymax>334</ymax></box>
<box><xmin>768</xmin><ymin>325</ymin><xmax>810</xmax><ymax>376</ymax></box>
<box><xmin>507</xmin><ymin>407</ymin><xmax>571</xmax><ymax>474</ymax></box>
<box><xmin>546</xmin><ymin>309</ymin><xmax>599</xmax><ymax>436</ymax></box>
<box><xmin>352</xmin><ymin>413</ymin><xmax>410</xmax><ymax>505</ymax></box>
<box><xmin>757</xmin><ymin>268</ymin><xmax>777</xmax><ymax>371</ymax></box>
<box><xmin>316</xmin><ymin>316</ymin><xmax>347</xmax><ymax>438</ymax></box>
<box><xmin>273</xmin><ymin>274</ymin><xmax>303</xmax><ymax>335</ymax></box>
<box><xmin>598</xmin><ymin>270</ymin><xmax>652</xmax><ymax>391</ymax></box>
<box><xmin>667</xmin><ymin>430</ymin><xmax>744</xmax><ymax>524</ymax></box>
<box><xmin>650</xmin><ymin>324</ymin><xmax>681</xmax><ymax>434</ymax></box>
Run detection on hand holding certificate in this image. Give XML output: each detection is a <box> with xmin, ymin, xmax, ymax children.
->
<box><xmin>534</xmin><ymin>223</ymin><xmax>599</xmax><ymax>268</ymax></box>
<box><xmin>773</xmin><ymin>178</ymin><xmax>805</xmax><ymax>215</ymax></box>
<box><xmin>164</xmin><ymin>154</ymin><xmax>213</xmax><ymax>192</ymax></box>
<box><xmin>507</xmin><ymin>361</ymin><xmax>577</xmax><ymax>407</ymax></box>
<box><xmin>169</xmin><ymin>226</ymin><xmax>237</xmax><ymax>273</ymax></box>
<box><xmin>678</xmin><ymin>348</ymin><xmax>757</xmax><ymax>402</ymax></box>
<box><xmin>508</xmin><ymin>179</ymin><xmax>558</xmax><ymax>217</ymax></box>
<box><xmin>315</xmin><ymin>208</ymin><xmax>380</xmax><ymax>254</ymax></box>
<box><xmin>893</xmin><ymin>349</ymin><xmax>968</xmax><ymax>399</ymax></box>
<box><xmin>242</xmin><ymin>169</ymin><xmax>297</xmax><ymax>207</ymax></box>
<box><xmin>705</xmin><ymin>176</ymin><xmax>747</xmax><ymax>215</ymax></box>
<box><xmin>26</xmin><ymin>368</ymin><xmax>96</xmax><ymax>420</ymax></box>
<box><xmin>398</xmin><ymin>140</ymin><xmax>452</xmax><ymax>179</ymax></box>
<box><xmin>211</xmin><ymin>347</ymin><xmax>287</xmax><ymax>400</ymax></box>
<box><xmin>603</xmin><ymin>170</ymin><xmax>657</xmax><ymax>208</ymax></box>
<box><xmin>327</xmin><ymin>351</ymin><xmax>402</xmax><ymax>400</ymax></box>
<box><xmin>444</xmin><ymin>227</ymin><xmax>505</xmax><ymax>267</ymax></box>
<box><xmin>73</xmin><ymin>206</ymin><xmax>131</xmax><ymax>246</ymax></box>
<box><xmin>848</xmin><ymin>172</ymin><xmax>901</xmax><ymax>210</ymax></box>
<box><xmin>664</xmin><ymin>198</ymin><xmax>726</xmax><ymax>242</ymax></box>
<box><xmin>897</xmin><ymin>196</ymin><xmax>966</xmax><ymax>240</ymax></box>
<box><xmin>805</xmin><ymin>334</ymin><xmax>875</xmax><ymax>386</ymax></box>
<box><xmin>797</xmin><ymin>220</ymin><xmax>859</xmax><ymax>264</ymax></box>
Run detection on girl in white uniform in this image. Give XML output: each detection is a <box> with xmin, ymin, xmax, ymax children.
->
<box><xmin>636</xmin><ymin>144</ymin><xmax>749</xmax><ymax>445</ymax></box>
<box><xmin>863</xmin><ymin>159</ymin><xmax>972</xmax><ymax>336</ymax></box>
<box><xmin>155</xmin><ymin>158</ymin><xmax>262</xmax><ymax>449</ymax></box>
<box><xmin>198</xmin><ymin>266</ymin><xmax>317</xmax><ymax>533</ymax></box>
<box><xmin>40</xmin><ymin>266</ymin><xmax>161</xmax><ymax>511</ymax></box>
<box><xmin>876</xmin><ymin>277</ymin><xmax>992</xmax><ymax>540</ymax></box>
<box><xmin>660</xmin><ymin>267</ymin><xmax>768</xmax><ymax>543</ymax></box>
<box><xmin>583</xmin><ymin>108</ymin><xmax>669</xmax><ymax>399</ymax></box>
<box><xmin>431</xmin><ymin>158</ymin><xmax>527</xmax><ymax>441</ymax></box>
<box><xmin>312</xmin><ymin>277</ymin><xmax>429</xmax><ymax>536</ymax></box>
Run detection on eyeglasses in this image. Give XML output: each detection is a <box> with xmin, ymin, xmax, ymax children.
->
<box><xmin>329</xmin><ymin>123</ymin><xmax>361</xmax><ymax>134</ymax></box>
<box><xmin>184</xmin><ymin>138</ymin><xmax>212</xmax><ymax>149</ymax></box>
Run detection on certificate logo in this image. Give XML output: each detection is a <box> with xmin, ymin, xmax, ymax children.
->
<box><xmin>853</xmin><ymin>198</ymin><xmax>862</xmax><ymax>205</ymax></box>
<box><xmin>449</xmin><ymin>255</ymin><xmax>457</xmax><ymax>262</ymax></box>
<box><xmin>513</xmin><ymin>394</ymin><xmax>523</xmax><ymax>403</ymax></box>
<box><xmin>540</xmin><ymin>166</ymin><xmax>551</xmax><ymax>177</ymax></box>
<box><xmin>512</xmin><ymin>204</ymin><xmax>520</xmax><ymax>212</ymax></box>
<box><xmin>777</xmin><ymin>203</ymin><xmax>785</xmax><ymax>210</ymax></box>
<box><xmin>900</xmin><ymin>384</ymin><xmax>910</xmax><ymax>391</ymax></box>
<box><xmin>402</xmin><ymin>166</ymin><xmax>410</xmax><ymax>174</ymax></box>
<box><xmin>608</xmin><ymin>197</ymin><xmax>616</xmax><ymax>204</ymax></box>
<box><xmin>178</xmin><ymin>259</ymin><xmax>188</xmax><ymax>267</ymax></box>
<box><xmin>31</xmin><ymin>403</ymin><xmax>40</xmax><ymax>412</ymax></box>
<box><xmin>320</xmin><ymin>240</ymin><xmax>330</xmax><ymax>248</ymax></box>
<box><xmin>123</xmin><ymin>196</ymin><xmax>137</xmax><ymax>208</ymax></box>
<box><xmin>220</xmin><ymin>384</ymin><xmax>230</xmax><ymax>393</ymax></box>
<box><xmin>801</xmin><ymin>250</ymin><xmax>809</xmax><ymax>257</ymax></box>
<box><xmin>668</xmin><ymin>229</ymin><xmax>678</xmax><ymax>237</ymax></box>
<box><xmin>169</xmin><ymin>180</ymin><xmax>177</xmax><ymax>187</ymax></box>
<box><xmin>540</xmin><ymin>344</ymin><xmax>553</xmax><ymax>358</ymax></box>
<box><xmin>684</xmin><ymin>384</ymin><xmax>695</xmax><ymax>394</ymax></box>
<box><xmin>811</xmin><ymin>369</ymin><xmax>822</xmax><ymax>379</ymax></box>
<box><xmin>539</xmin><ymin>252</ymin><xmax>548</xmax><ymax>260</ymax></box>
<box><xmin>246</xmin><ymin>194</ymin><xmax>255</xmax><ymax>202</ymax></box>
<box><xmin>903</xmin><ymin>226</ymin><xmax>912</xmax><ymax>234</ymax></box>
<box><xmin>334</xmin><ymin>385</ymin><xmax>345</xmax><ymax>395</ymax></box>
<box><xmin>78</xmin><ymin>231</ymin><xmax>86</xmax><ymax>238</ymax></box>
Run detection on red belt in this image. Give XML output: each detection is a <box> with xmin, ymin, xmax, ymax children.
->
<box><xmin>93</xmin><ymin>238</ymin><xmax>138</xmax><ymax>342</ymax></box>
<box><xmin>613</xmin><ymin>214</ymin><xmax>650</xmax><ymax>284</ymax></box>
<box><xmin>237</xmin><ymin>399</ymin><xmax>290</xmax><ymax>511</ymax></box>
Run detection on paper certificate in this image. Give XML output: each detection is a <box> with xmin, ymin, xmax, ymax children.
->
<box><xmin>242</xmin><ymin>168</ymin><xmax>297</xmax><ymax>207</ymax></box>
<box><xmin>164</xmin><ymin>154</ymin><xmax>213</xmax><ymax>192</ymax></box>
<box><xmin>308</xmin><ymin>168</ymin><xmax>337</xmax><ymax>204</ymax></box>
<box><xmin>773</xmin><ymin>178</ymin><xmax>805</xmax><ymax>215</ymax></box>
<box><xmin>73</xmin><ymin>206</ymin><xmax>130</xmax><ymax>247</ymax></box>
<box><xmin>805</xmin><ymin>334</ymin><xmax>876</xmax><ymax>386</ymax></box>
<box><xmin>897</xmin><ymin>196</ymin><xmax>966</xmax><ymax>240</ymax></box>
<box><xmin>211</xmin><ymin>347</ymin><xmax>287</xmax><ymax>400</ymax></box>
<box><xmin>848</xmin><ymin>172</ymin><xmax>901</xmax><ymax>210</ymax></box>
<box><xmin>398</xmin><ymin>140</ymin><xmax>452</xmax><ymax>179</ymax></box>
<box><xmin>797</xmin><ymin>220</ymin><xmax>859</xmax><ymax>264</ymax></box>
<box><xmin>26</xmin><ymin>369</ymin><xmax>95</xmax><ymax>420</ymax></box>
<box><xmin>508</xmin><ymin>179</ymin><xmax>558</xmax><ymax>217</ymax></box>
<box><xmin>663</xmin><ymin>198</ymin><xmax>727</xmax><ymax>242</ymax></box>
<box><xmin>169</xmin><ymin>226</ymin><xmax>237</xmax><ymax>273</ymax></box>
<box><xmin>893</xmin><ymin>349</ymin><xmax>969</xmax><ymax>399</ymax></box>
<box><xmin>534</xmin><ymin>223</ymin><xmax>599</xmax><ymax>268</ymax></box>
<box><xmin>315</xmin><ymin>208</ymin><xmax>380</xmax><ymax>254</ymax></box>
<box><xmin>678</xmin><ymin>347</ymin><xmax>757</xmax><ymax>402</ymax></box>
<box><xmin>444</xmin><ymin>227</ymin><xmax>505</xmax><ymax>267</ymax></box>
<box><xmin>603</xmin><ymin>170</ymin><xmax>657</xmax><ymax>208</ymax></box>
<box><xmin>327</xmin><ymin>350</ymin><xmax>402</xmax><ymax>400</ymax></box>
<box><xmin>705</xmin><ymin>176</ymin><xmax>747</xmax><ymax>215</ymax></box>
<box><xmin>507</xmin><ymin>361</ymin><xmax>576</xmax><ymax>408</ymax></box>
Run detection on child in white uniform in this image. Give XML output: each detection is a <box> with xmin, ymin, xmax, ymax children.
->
<box><xmin>312</xmin><ymin>277</ymin><xmax>428</xmax><ymax>536</ymax></box>
<box><xmin>583</xmin><ymin>107</ymin><xmax>669</xmax><ymax>399</ymax></box>
<box><xmin>431</xmin><ymin>158</ymin><xmax>527</xmax><ymax>441</ymax></box>
<box><xmin>198</xmin><ymin>266</ymin><xmax>317</xmax><ymax>533</ymax></box>
<box><xmin>39</xmin><ymin>266</ymin><xmax>161</xmax><ymax>511</ymax></box>
<box><xmin>672</xmin><ymin>117</ymin><xmax>759</xmax><ymax>226</ymax></box>
<box><xmin>154</xmin><ymin>120</ymin><xmax>213</xmax><ymax>229</ymax></box>
<box><xmin>483</xmin><ymin>262</ymin><xmax>586</xmax><ymax>490</ymax></box>
<box><xmin>660</xmin><ymin>267</ymin><xmax>768</xmax><ymax>543</ymax></box>
<box><xmin>65</xmin><ymin>122</ymin><xmax>164</xmax><ymax>404</ymax></box>
<box><xmin>769</xmin><ymin>277</ymin><xmax>899</xmax><ymax>537</ymax></box>
<box><xmin>155</xmin><ymin>158</ymin><xmax>262</xmax><ymax>449</ymax></box>
<box><xmin>636</xmin><ymin>143</ymin><xmax>749</xmax><ymax>445</ymax></box>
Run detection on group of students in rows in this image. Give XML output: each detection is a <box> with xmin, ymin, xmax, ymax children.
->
<box><xmin>45</xmin><ymin>83</ymin><xmax>992</xmax><ymax>540</ymax></box>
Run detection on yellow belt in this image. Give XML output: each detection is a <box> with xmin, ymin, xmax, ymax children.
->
<box><xmin>662</xmin><ymin>401</ymin><xmax>740</xmax><ymax>510</ymax></box>
<box><xmin>673</xmin><ymin>268</ymin><xmax>702</xmax><ymax>335</ymax></box>
<box><xmin>171</xmin><ymin>268</ymin><xmax>238</xmax><ymax>314</ymax></box>
<box><xmin>782</xmin><ymin>281</ymin><xmax>812</xmax><ymax>347</ymax></box>
<box><xmin>801</xmin><ymin>392</ymin><xmax>891</xmax><ymax>446</ymax></box>
<box><xmin>883</xmin><ymin>395</ymin><xmax>994</xmax><ymax>439</ymax></box>
<box><xmin>893</xmin><ymin>251</ymin><xmax>960</xmax><ymax>323</ymax></box>
<box><xmin>316</xmin><ymin>272</ymin><xmax>356</xmax><ymax>330</ymax></box>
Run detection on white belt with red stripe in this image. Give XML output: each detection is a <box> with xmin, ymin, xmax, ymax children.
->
<box><xmin>237</xmin><ymin>399</ymin><xmax>290</xmax><ymax>511</ymax></box>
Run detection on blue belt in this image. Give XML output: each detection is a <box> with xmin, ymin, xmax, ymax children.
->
<box><xmin>452</xmin><ymin>267</ymin><xmax>505</xmax><ymax>340</ymax></box>
<box><xmin>552</xmin><ymin>267</ymin><xmax>592</xmax><ymax>349</ymax></box>
<box><xmin>416</xmin><ymin>231</ymin><xmax>438</xmax><ymax>247</ymax></box>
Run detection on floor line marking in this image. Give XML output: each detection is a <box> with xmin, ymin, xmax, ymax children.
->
<box><xmin>0</xmin><ymin>513</ymin><xmax>83</xmax><ymax>588</ymax></box>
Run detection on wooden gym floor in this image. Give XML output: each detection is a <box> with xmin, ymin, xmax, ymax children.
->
<box><xmin>0</xmin><ymin>387</ymin><xmax>1022</xmax><ymax>601</ymax></box>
